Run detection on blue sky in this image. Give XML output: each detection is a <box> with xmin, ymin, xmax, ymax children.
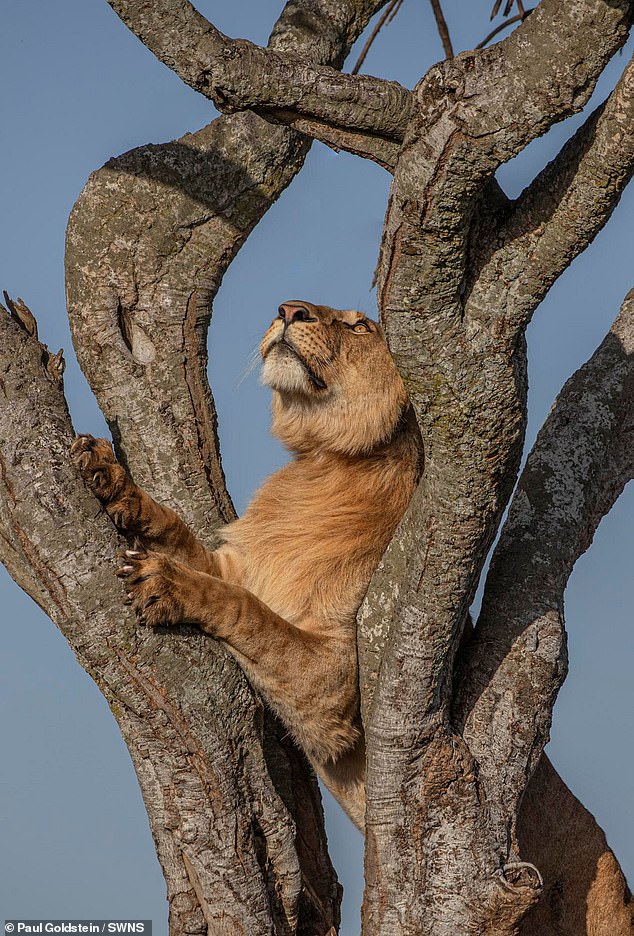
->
<box><xmin>1</xmin><ymin>2</ymin><xmax>633</xmax><ymax>933</ymax></box>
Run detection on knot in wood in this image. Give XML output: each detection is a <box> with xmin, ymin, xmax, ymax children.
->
<box><xmin>496</xmin><ymin>860</ymin><xmax>543</xmax><ymax>894</ymax></box>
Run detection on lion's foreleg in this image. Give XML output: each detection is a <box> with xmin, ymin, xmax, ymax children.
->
<box><xmin>117</xmin><ymin>550</ymin><xmax>360</xmax><ymax>765</ymax></box>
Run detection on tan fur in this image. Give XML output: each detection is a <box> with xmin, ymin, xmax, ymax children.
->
<box><xmin>71</xmin><ymin>300</ymin><xmax>422</xmax><ymax>828</ymax></box>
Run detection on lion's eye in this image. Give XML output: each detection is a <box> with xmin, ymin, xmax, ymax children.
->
<box><xmin>352</xmin><ymin>321</ymin><xmax>370</xmax><ymax>333</ymax></box>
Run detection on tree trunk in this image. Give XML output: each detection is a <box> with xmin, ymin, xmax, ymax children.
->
<box><xmin>2</xmin><ymin>1</ymin><xmax>633</xmax><ymax>933</ymax></box>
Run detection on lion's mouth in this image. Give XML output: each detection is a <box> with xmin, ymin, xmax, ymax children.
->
<box><xmin>272</xmin><ymin>339</ymin><xmax>327</xmax><ymax>390</ymax></box>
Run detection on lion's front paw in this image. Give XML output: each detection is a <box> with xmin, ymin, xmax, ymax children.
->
<box><xmin>116</xmin><ymin>550</ymin><xmax>185</xmax><ymax>627</ymax></box>
<box><xmin>71</xmin><ymin>435</ymin><xmax>127</xmax><ymax>504</ymax></box>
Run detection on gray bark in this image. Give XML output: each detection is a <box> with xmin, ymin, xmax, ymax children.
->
<box><xmin>3</xmin><ymin>2</ymin><xmax>389</xmax><ymax>934</ymax></box>
<box><xmin>105</xmin><ymin>0</ymin><xmax>413</xmax><ymax>144</ymax></box>
<box><xmin>356</xmin><ymin>3</ymin><xmax>634</xmax><ymax>931</ymax></box>
<box><xmin>0</xmin><ymin>306</ymin><xmax>339</xmax><ymax>935</ymax></box>
<box><xmin>1</xmin><ymin>0</ymin><xmax>634</xmax><ymax>934</ymax></box>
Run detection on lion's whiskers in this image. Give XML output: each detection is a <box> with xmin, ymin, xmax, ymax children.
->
<box><xmin>237</xmin><ymin>345</ymin><xmax>262</xmax><ymax>387</ymax></box>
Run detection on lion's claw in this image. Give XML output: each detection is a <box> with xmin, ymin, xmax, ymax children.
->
<box><xmin>71</xmin><ymin>434</ymin><xmax>126</xmax><ymax>503</ymax></box>
<box><xmin>117</xmin><ymin>551</ymin><xmax>184</xmax><ymax>628</ymax></box>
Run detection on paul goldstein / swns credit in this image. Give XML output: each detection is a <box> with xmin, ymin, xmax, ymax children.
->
<box><xmin>4</xmin><ymin>923</ymin><xmax>151</xmax><ymax>934</ymax></box>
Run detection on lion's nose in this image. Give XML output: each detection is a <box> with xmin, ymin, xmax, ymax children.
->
<box><xmin>278</xmin><ymin>303</ymin><xmax>314</xmax><ymax>325</ymax></box>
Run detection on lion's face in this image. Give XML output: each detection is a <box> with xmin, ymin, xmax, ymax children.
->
<box><xmin>260</xmin><ymin>300</ymin><xmax>410</xmax><ymax>456</ymax></box>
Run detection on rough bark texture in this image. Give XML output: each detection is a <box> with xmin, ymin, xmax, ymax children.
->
<box><xmin>106</xmin><ymin>0</ymin><xmax>413</xmax><ymax>145</ymax></box>
<box><xmin>355</xmin><ymin>3</ymin><xmax>634</xmax><ymax>932</ymax></box>
<box><xmin>0</xmin><ymin>306</ymin><xmax>348</xmax><ymax>934</ymax></box>
<box><xmin>2</xmin><ymin>0</ymin><xmax>634</xmax><ymax>934</ymax></box>
<box><xmin>4</xmin><ymin>2</ymin><xmax>389</xmax><ymax>934</ymax></box>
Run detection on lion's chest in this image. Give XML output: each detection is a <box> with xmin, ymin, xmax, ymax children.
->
<box><xmin>231</xmin><ymin>508</ymin><xmax>371</xmax><ymax>628</ymax></box>
<box><xmin>221</xmin><ymin>460</ymin><xmax>396</xmax><ymax>630</ymax></box>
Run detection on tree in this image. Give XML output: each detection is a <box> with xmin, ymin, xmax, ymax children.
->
<box><xmin>1</xmin><ymin>0</ymin><xmax>633</xmax><ymax>933</ymax></box>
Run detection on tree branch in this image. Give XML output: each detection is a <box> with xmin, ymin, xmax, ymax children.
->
<box><xmin>456</xmin><ymin>288</ymin><xmax>634</xmax><ymax>845</ymax></box>
<box><xmin>62</xmin><ymin>0</ymin><xmax>389</xmax><ymax>929</ymax></box>
<box><xmin>476</xmin><ymin>11</ymin><xmax>531</xmax><ymax>50</ymax></box>
<box><xmin>360</xmin><ymin>0</ymin><xmax>634</xmax><ymax>740</ymax></box>
<box><xmin>0</xmin><ymin>305</ymin><xmax>338</xmax><ymax>934</ymax></box>
<box><xmin>256</xmin><ymin>109</ymin><xmax>402</xmax><ymax>171</ymax></box>
<box><xmin>429</xmin><ymin>0</ymin><xmax>454</xmax><ymax>58</ymax></box>
<box><xmin>351</xmin><ymin>0</ymin><xmax>403</xmax><ymax>76</ymax></box>
<box><xmin>106</xmin><ymin>0</ymin><xmax>413</xmax><ymax>145</ymax></box>
<box><xmin>358</xmin><ymin>2</ymin><xmax>633</xmax><ymax>930</ymax></box>
<box><xmin>0</xmin><ymin>297</ymin><xmax>66</xmax><ymax>615</ymax></box>
<box><xmin>377</xmin><ymin>0</ymin><xmax>633</xmax><ymax>334</ymax></box>
<box><xmin>466</xmin><ymin>52</ymin><xmax>634</xmax><ymax>329</ymax></box>
<box><xmin>13</xmin><ymin>0</ymin><xmax>630</xmax><ymax>930</ymax></box>
<box><xmin>67</xmin><ymin>0</ymin><xmax>390</xmax><ymax>525</ymax></box>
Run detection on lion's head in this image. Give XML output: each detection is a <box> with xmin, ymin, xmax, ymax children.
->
<box><xmin>260</xmin><ymin>300</ymin><xmax>410</xmax><ymax>456</ymax></box>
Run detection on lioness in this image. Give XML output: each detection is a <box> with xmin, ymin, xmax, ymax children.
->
<box><xmin>72</xmin><ymin>301</ymin><xmax>423</xmax><ymax>827</ymax></box>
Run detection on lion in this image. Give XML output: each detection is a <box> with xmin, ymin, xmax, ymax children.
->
<box><xmin>71</xmin><ymin>300</ymin><xmax>423</xmax><ymax>827</ymax></box>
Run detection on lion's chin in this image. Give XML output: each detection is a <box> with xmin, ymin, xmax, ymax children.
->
<box><xmin>261</xmin><ymin>344</ymin><xmax>326</xmax><ymax>395</ymax></box>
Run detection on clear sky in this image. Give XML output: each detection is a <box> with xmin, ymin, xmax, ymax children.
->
<box><xmin>1</xmin><ymin>2</ymin><xmax>633</xmax><ymax>934</ymax></box>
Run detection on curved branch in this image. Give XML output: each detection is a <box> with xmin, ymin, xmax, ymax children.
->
<box><xmin>361</xmin><ymin>0</ymin><xmax>634</xmax><ymax>750</ymax></box>
<box><xmin>377</xmin><ymin>0</ymin><xmax>633</xmax><ymax>330</ymax></box>
<box><xmin>68</xmin><ymin>1</ymin><xmax>393</xmax><ymax>529</ymax></box>
<box><xmin>64</xmin><ymin>0</ymin><xmax>389</xmax><ymax>929</ymax></box>
<box><xmin>106</xmin><ymin>0</ymin><xmax>413</xmax><ymax>144</ymax></box>
<box><xmin>0</xmin><ymin>306</ymin><xmax>335</xmax><ymax>933</ymax></box>
<box><xmin>466</xmin><ymin>52</ymin><xmax>634</xmax><ymax>328</ymax></box>
<box><xmin>254</xmin><ymin>108</ymin><xmax>403</xmax><ymax>171</ymax></box>
<box><xmin>359</xmin><ymin>3</ymin><xmax>633</xmax><ymax>930</ymax></box>
<box><xmin>359</xmin><ymin>5</ymin><xmax>634</xmax><ymax>721</ymax></box>
<box><xmin>473</xmin><ymin>0</ymin><xmax>632</xmax><ymax>163</ymax></box>
<box><xmin>456</xmin><ymin>288</ymin><xmax>634</xmax><ymax>845</ymax></box>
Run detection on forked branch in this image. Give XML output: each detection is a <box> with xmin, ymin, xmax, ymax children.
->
<box><xmin>457</xmin><ymin>288</ymin><xmax>634</xmax><ymax>843</ymax></box>
<box><xmin>466</xmin><ymin>52</ymin><xmax>634</xmax><ymax>330</ymax></box>
<box><xmin>361</xmin><ymin>0</ymin><xmax>633</xmax><ymax>729</ymax></box>
<box><xmin>0</xmin><ymin>298</ymin><xmax>340</xmax><ymax>933</ymax></box>
<box><xmin>64</xmin><ymin>0</ymin><xmax>396</xmax><ymax>929</ymax></box>
<box><xmin>106</xmin><ymin>0</ymin><xmax>413</xmax><ymax>144</ymax></box>
<box><xmin>358</xmin><ymin>5</ymin><xmax>632</xmax><ymax>931</ymax></box>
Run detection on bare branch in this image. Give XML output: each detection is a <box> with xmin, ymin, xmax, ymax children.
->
<box><xmin>467</xmin><ymin>0</ymin><xmax>632</xmax><ymax>162</ymax></box>
<box><xmin>429</xmin><ymin>0</ymin><xmax>454</xmax><ymax>59</ymax></box>
<box><xmin>63</xmin><ymin>0</ymin><xmax>392</xmax><ymax>927</ymax></box>
<box><xmin>377</xmin><ymin>0</ymin><xmax>633</xmax><ymax>334</ymax></box>
<box><xmin>2</xmin><ymin>291</ymin><xmax>38</xmax><ymax>338</ymax></box>
<box><xmin>466</xmin><ymin>52</ymin><xmax>634</xmax><ymax>330</ymax></box>
<box><xmin>68</xmin><ymin>0</ymin><xmax>393</xmax><ymax>533</ymax></box>
<box><xmin>359</xmin><ymin>0</ymin><xmax>634</xmax><ymax>728</ymax></box>
<box><xmin>457</xmin><ymin>288</ymin><xmax>634</xmax><ymax>846</ymax></box>
<box><xmin>358</xmin><ymin>3</ymin><xmax>633</xmax><ymax>929</ymax></box>
<box><xmin>351</xmin><ymin>0</ymin><xmax>403</xmax><ymax>76</ymax></box>
<box><xmin>9</xmin><ymin>0</ymin><xmax>631</xmax><ymax>929</ymax></box>
<box><xmin>476</xmin><ymin>11</ymin><xmax>531</xmax><ymax>49</ymax></box>
<box><xmin>263</xmin><ymin>109</ymin><xmax>402</xmax><ymax>170</ymax></box>
<box><xmin>0</xmin><ymin>294</ymin><xmax>70</xmax><ymax>612</ymax></box>
<box><xmin>362</xmin><ymin>0</ymin><xmax>634</xmax><ymax>752</ymax></box>
<box><xmin>106</xmin><ymin>0</ymin><xmax>413</xmax><ymax>145</ymax></box>
<box><xmin>0</xmin><ymin>305</ymin><xmax>339</xmax><ymax>933</ymax></box>
<box><xmin>268</xmin><ymin>0</ymin><xmax>391</xmax><ymax>65</ymax></box>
